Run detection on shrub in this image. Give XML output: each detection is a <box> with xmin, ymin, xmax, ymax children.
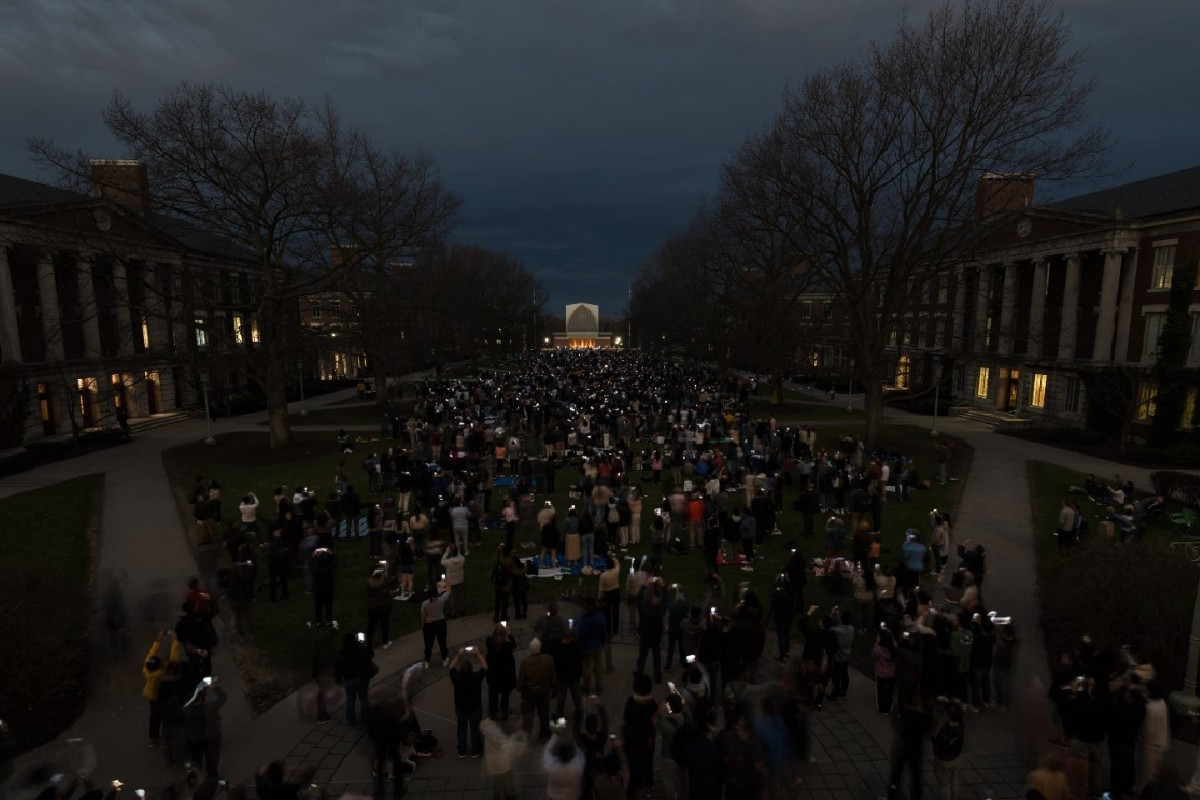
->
<box><xmin>1038</xmin><ymin>538</ymin><xmax>1195</xmax><ymax>693</ymax></box>
<box><xmin>1148</xmin><ymin>470</ymin><xmax>1200</xmax><ymax>502</ymax></box>
<box><xmin>1128</xmin><ymin>442</ymin><xmax>1200</xmax><ymax>469</ymax></box>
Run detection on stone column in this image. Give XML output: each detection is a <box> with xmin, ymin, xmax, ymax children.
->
<box><xmin>143</xmin><ymin>261</ymin><xmax>174</xmax><ymax>354</ymax></box>
<box><xmin>37</xmin><ymin>253</ymin><xmax>63</xmax><ymax>361</ymax></box>
<box><xmin>998</xmin><ymin>262</ymin><xmax>1016</xmax><ymax>355</ymax></box>
<box><xmin>75</xmin><ymin>253</ymin><xmax>102</xmax><ymax>359</ymax></box>
<box><xmin>950</xmin><ymin>269</ymin><xmax>967</xmax><ymax>352</ymax></box>
<box><xmin>112</xmin><ymin>260</ymin><xmax>134</xmax><ymax>356</ymax></box>
<box><xmin>1113</xmin><ymin>248</ymin><xmax>1138</xmax><ymax>363</ymax></box>
<box><xmin>0</xmin><ymin>245</ymin><xmax>23</xmax><ymax>363</ymax></box>
<box><xmin>1027</xmin><ymin>259</ymin><xmax>1047</xmax><ymax>359</ymax></box>
<box><xmin>1092</xmin><ymin>247</ymin><xmax>1126</xmax><ymax>362</ymax></box>
<box><xmin>973</xmin><ymin>264</ymin><xmax>991</xmax><ymax>352</ymax></box>
<box><xmin>1058</xmin><ymin>252</ymin><xmax>1081</xmax><ymax>360</ymax></box>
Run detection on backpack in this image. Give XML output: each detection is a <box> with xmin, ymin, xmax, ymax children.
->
<box><xmin>932</xmin><ymin>721</ymin><xmax>964</xmax><ymax>761</ymax></box>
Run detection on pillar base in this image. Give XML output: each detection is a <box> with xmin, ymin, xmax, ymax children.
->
<box><xmin>1168</xmin><ymin>689</ymin><xmax>1200</xmax><ymax>718</ymax></box>
<box><xmin>204</xmin><ymin>436</ymin><xmax>216</xmax><ymax>446</ymax></box>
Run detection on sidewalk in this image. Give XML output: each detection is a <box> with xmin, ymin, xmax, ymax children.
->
<box><xmin>3</xmin><ymin>377</ymin><xmax>1196</xmax><ymax>799</ymax></box>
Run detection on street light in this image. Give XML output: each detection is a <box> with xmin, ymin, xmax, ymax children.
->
<box><xmin>931</xmin><ymin>355</ymin><xmax>942</xmax><ymax>438</ymax></box>
<box><xmin>297</xmin><ymin>360</ymin><xmax>308</xmax><ymax>417</ymax></box>
<box><xmin>846</xmin><ymin>359</ymin><xmax>855</xmax><ymax>412</ymax></box>
<box><xmin>200</xmin><ymin>373</ymin><xmax>215</xmax><ymax>446</ymax></box>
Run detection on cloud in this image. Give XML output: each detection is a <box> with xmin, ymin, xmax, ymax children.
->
<box><xmin>1</xmin><ymin>0</ymin><xmax>1198</xmax><ymax>317</ymax></box>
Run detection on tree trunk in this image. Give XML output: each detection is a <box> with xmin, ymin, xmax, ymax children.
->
<box><xmin>264</xmin><ymin>356</ymin><xmax>293</xmax><ymax>449</ymax></box>
<box><xmin>370</xmin><ymin>346</ymin><xmax>392</xmax><ymax>415</ymax></box>
<box><xmin>863</xmin><ymin>380</ymin><xmax>886</xmax><ymax>451</ymax></box>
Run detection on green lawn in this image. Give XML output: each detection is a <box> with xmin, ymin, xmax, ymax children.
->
<box><xmin>1027</xmin><ymin>461</ymin><xmax>1196</xmax><ymax>692</ymax></box>
<box><xmin>164</xmin><ymin>422</ymin><xmax>969</xmax><ymax>702</ymax></box>
<box><xmin>0</xmin><ymin>475</ymin><xmax>103</xmax><ymax>751</ymax></box>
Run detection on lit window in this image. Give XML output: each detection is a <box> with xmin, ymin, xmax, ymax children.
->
<box><xmin>976</xmin><ymin>367</ymin><xmax>990</xmax><ymax>398</ymax></box>
<box><xmin>233</xmin><ymin>314</ymin><xmax>245</xmax><ymax>345</ymax></box>
<box><xmin>141</xmin><ymin>318</ymin><xmax>150</xmax><ymax>350</ymax></box>
<box><xmin>896</xmin><ymin>356</ymin><xmax>911</xmax><ymax>389</ymax></box>
<box><xmin>1137</xmin><ymin>383</ymin><xmax>1157</xmax><ymax>420</ymax></box>
<box><xmin>1151</xmin><ymin>245</ymin><xmax>1175</xmax><ymax>289</ymax></box>
<box><xmin>250</xmin><ymin>319</ymin><xmax>260</xmax><ymax>344</ymax></box>
<box><xmin>1183</xmin><ymin>388</ymin><xmax>1197</xmax><ymax>429</ymax></box>
<box><xmin>194</xmin><ymin>315</ymin><xmax>207</xmax><ymax>348</ymax></box>
<box><xmin>1064</xmin><ymin>376</ymin><xmax>1080</xmax><ymax>412</ymax></box>
<box><xmin>1030</xmin><ymin>373</ymin><xmax>1047</xmax><ymax>408</ymax></box>
<box><xmin>1143</xmin><ymin>313</ymin><xmax>1165</xmax><ymax>359</ymax></box>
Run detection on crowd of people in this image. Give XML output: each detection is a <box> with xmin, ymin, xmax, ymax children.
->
<box><xmin>11</xmin><ymin>350</ymin><xmax>1187</xmax><ymax>800</ymax></box>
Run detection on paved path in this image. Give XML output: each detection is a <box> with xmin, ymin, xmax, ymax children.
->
<box><xmin>2</xmin><ymin>381</ymin><xmax>1197</xmax><ymax>800</ymax></box>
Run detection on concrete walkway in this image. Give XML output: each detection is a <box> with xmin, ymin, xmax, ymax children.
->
<box><xmin>2</xmin><ymin>380</ymin><xmax>1196</xmax><ymax>799</ymax></box>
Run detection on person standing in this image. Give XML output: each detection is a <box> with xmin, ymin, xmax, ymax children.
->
<box><xmin>543</xmin><ymin>726</ymin><xmax>586</xmax><ymax>800</ymax></box>
<box><xmin>872</xmin><ymin>627</ymin><xmax>898</xmax><ymax>714</ymax></box>
<box><xmin>341</xmin><ymin>485</ymin><xmax>363</xmax><ymax>539</ymax></box>
<box><xmin>335</xmin><ymin>633</ymin><xmax>377</xmax><ymax>727</ymax></box>
<box><xmin>309</xmin><ymin>547</ymin><xmax>337</xmax><ymax>627</ymax></box>
<box><xmin>510</xmin><ymin>556</ymin><xmax>530</xmax><ymax>620</ymax></box>
<box><xmin>142</xmin><ymin>630</ymin><xmax>177</xmax><ymax>748</ymax></box>
<box><xmin>1137</xmin><ymin>683</ymin><xmax>1170</xmax><ymax>795</ymax></box>
<box><xmin>365</xmin><ymin>564</ymin><xmax>394</xmax><ymax>649</ymax></box>
<box><xmin>636</xmin><ymin>578</ymin><xmax>667</xmax><ymax>683</ymax></box>
<box><xmin>421</xmin><ymin>582</ymin><xmax>450</xmax><ymax>668</ymax></box>
<box><xmin>768</xmin><ymin>575</ymin><xmax>794</xmax><ymax>662</ymax></box>
<box><xmin>441</xmin><ymin>544</ymin><xmax>467</xmax><ymax>618</ymax></box>
<box><xmin>932</xmin><ymin>702</ymin><xmax>966</xmax><ymax>800</ymax></box>
<box><xmin>553</xmin><ymin>625</ymin><xmax>584</xmax><ymax>721</ymax></box>
<box><xmin>621</xmin><ymin>673</ymin><xmax>661</xmax><ymax>797</ymax></box>
<box><xmin>481</xmin><ymin>715</ymin><xmax>526</xmax><ymax>800</ymax></box>
<box><xmin>598</xmin><ymin>556</ymin><xmax>622</xmax><ymax>636</ymax></box>
<box><xmin>183</xmin><ymin>676</ymin><xmax>226</xmax><ymax>778</ymax></box>
<box><xmin>485</xmin><ymin>623</ymin><xmax>517</xmax><ymax>719</ymax></box>
<box><xmin>886</xmin><ymin>696</ymin><xmax>932</xmax><ymax>800</ymax></box>
<box><xmin>449</xmin><ymin>646</ymin><xmax>488</xmax><ymax>759</ymax></box>
<box><xmin>450</xmin><ymin>498</ymin><xmax>471</xmax><ymax>557</ymax></box>
<box><xmin>518</xmin><ymin>638</ymin><xmax>557</xmax><ymax>742</ymax></box>
<box><xmin>578</xmin><ymin>597</ymin><xmax>608</xmax><ymax>694</ymax></box>
<box><xmin>828</xmin><ymin>608</ymin><xmax>855</xmax><ymax>701</ymax></box>
<box><xmin>492</xmin><ymin>544</ymin><xmax>516</xmax><ymax>622</ymax></box>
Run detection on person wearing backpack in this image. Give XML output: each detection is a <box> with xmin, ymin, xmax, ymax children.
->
<box><xmin>932</xmin><ymin>701</ymin><xmax>965</xmax><ymax>800</ymax></box>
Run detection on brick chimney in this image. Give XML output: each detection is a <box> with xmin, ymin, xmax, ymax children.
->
<box><xmin>977</xmin><ymin>172</ymin><xmax>1035</xmax><ymax>219</ymax></box>
<box><xmin>90</xmin><ymin>159</ymin><xmax>150</xmax><ymax>213</ymax></box>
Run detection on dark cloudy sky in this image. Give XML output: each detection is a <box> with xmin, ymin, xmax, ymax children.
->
<box><xmin>1</xmin><ymin>0</ymin><xmax>1198</xmax><ymax>316</ymax></box>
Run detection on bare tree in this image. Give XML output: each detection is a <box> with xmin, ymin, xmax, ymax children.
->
<box><xmin>319</xmin><ymin>125</ymin><xmax>461</xmax><ymax>411</ymax></box>
<box><xmin>33</xmin><ymin>82</ymin><xmax>354</xmax><ymax>448</ymax></box>
<box><xmin>727</xmin><ymin>0</ymin><xmax>1109</xmax><ymax>446</ymax></box>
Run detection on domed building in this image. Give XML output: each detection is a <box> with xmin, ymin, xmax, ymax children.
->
<box><xmin>550</xmin><ymin>303</ymin><xmax>613</xmax><ymax>349</ymax></box>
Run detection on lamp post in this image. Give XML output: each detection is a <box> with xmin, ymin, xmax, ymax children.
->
<box><xmin>846</xmin><ymin>358</ymin><xmax>855</xmax><ymax>413</ymax></box>
<box><xmin>297</xmin><ymin>360</ymin><xmax>307</xmax><ymax>417</ymax></box>
<box><xmin>931</xmin><ymin>354</ymin><xmax>942</xmax><ymax>438</ymax></box>
<box><xmin>200</xmin><ymin>374</ymin><xmax>215</xmax><ymax>446</ymax></box>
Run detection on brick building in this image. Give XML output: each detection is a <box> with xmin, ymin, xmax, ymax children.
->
<box><xmin>0</xmin><ymin>161</ymin><xmax>259</xmax><ymax>446</ymax></box>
